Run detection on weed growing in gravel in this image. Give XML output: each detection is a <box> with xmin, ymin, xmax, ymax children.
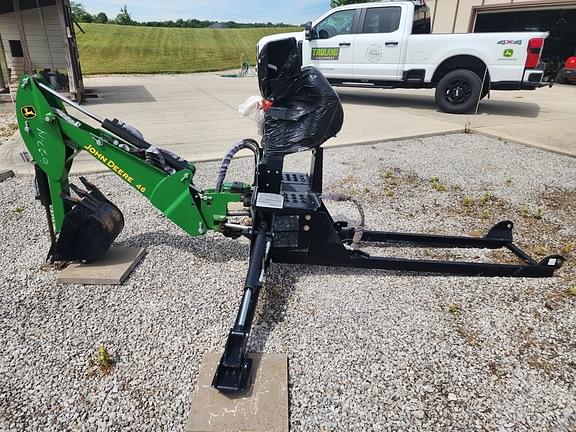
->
<box><xmin>447</xmin><ymin>303</ymin><xmax>460</xmax><ymax>316</ymax></box>
<box><xmin>520</xmin><ymin>207</ymin><xmax>544</xmax><ymax>220</ymax></box>
<box><xmin>534</xmin><ymin>208</ymin><xmax>543</xmax><ymax>220</ymax></box>
<box><xmin>462</xmin><ymin>196</ymin><xmax>474</xmax><ymax>209</ymax></box>
<box><xmin>13</xmin><ymin>206</ymin><xmax>25</xmax><ymax>214</ymax></box>
<box><xmin>479</xmin><ymin>192</ymin><xmax>493</xmax><ymax>206</ymax></box>
<box><xmin>430</xmin><ymin>176</ymin><xmax>447</xmax><ymax>192</ymax></box>
<box><xmin>534</xmin><ymin>244</ymin><xmax>551</xmax><ymax>256</ymax></box>
<box><xmin>87</xmin><ymin>345</ymin><xmax>114</xmax><ymax>376</ymax></box>
<box><xmin>560</xmin><ymin>241</ymin><xmax>574</xmax><ymax>257</ymax></box>
<box><xmin>521</xmin><ymin>207</ymin><xmax>531</xmax><ymax>218</ymax></box>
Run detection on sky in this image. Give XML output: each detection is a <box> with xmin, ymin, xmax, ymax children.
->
<box><xmin>81</xmin><ymin>0</ymin><xmax>331</xmax><ymax>25</ymax></box>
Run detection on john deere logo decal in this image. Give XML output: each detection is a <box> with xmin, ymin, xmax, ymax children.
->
<box><xmin>21</xmin><ymin>106</ymin><xmax>37</xmax><ymax>119</ymax></box>
<box><xmin>311</xmin><ymin>47</ymin><xmax>340</xmax><ymax>61</ymax></box>
<box><xmin>503</xmin><ymin>49</ymin><xmax>514</xmax><ymax>58</ymax></box>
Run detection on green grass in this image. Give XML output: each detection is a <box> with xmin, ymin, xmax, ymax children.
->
<box><xmin>76</xmin><ymin>23</ymin><xmax>300</xmax><ymax>75</ymax></box>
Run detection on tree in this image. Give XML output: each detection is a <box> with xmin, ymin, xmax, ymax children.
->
<box><xmin>331</xmin><ymin>0</ymin><xmax>376</xmax><ymax>7</ymax></box>
<box><xmin>115</xmin><ymin>5</ymin><xmax>133</xmax><ymax>25</ymax></box>
<box><xmin>71</xmin><ymin>2</ymin><xmax>93</xmax><ymax>22</ymax></box>
<box><xmin>95</xmin><ymin>12</ymin><xmax>108</xmax><ymax>24</ymax></box>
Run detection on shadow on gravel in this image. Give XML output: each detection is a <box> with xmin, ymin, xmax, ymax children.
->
<box><xmin>118</xmin><ymin>231</ymin><xmax>250</xmax><ymax>262</ymax></box>
<box><xmin>248</xmin><ymin>264</ymin><xmax>298</xmax><ymax>353</ymax></box>
<box><xmin>337</xmin><ymin>91</ymin><xmax>541</xmax><ymax>118</ymax></box>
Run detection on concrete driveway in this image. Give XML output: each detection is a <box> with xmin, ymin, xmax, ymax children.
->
<box><xmin>2</xmin><ymin>72</ymin><xmax>575</xmax><ymax>174</ymax></box>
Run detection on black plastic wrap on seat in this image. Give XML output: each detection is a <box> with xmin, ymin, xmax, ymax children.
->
<box><xmin>258</xmin><ymin>38</ymin><xmax>344</xmax><ymax>155</ymax></box>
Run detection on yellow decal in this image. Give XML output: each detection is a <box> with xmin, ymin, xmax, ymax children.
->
<box><xmin>21</xmin><ymin>106</ymin><xmax>37</xmax><ymax>119</ymax></box>
<box><xmin>84</xmin><ymin>144</ymin><xmax>134</xmax><ymax>184</ymax></box>
<box><xmin>311</xmin><ymin>47</ymin><xmax>340</xmax><ymax>61</ymax></box>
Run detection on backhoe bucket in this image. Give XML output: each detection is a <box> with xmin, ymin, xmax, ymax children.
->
<box><xmin>54</xmin><ymin>177</ymin><xmax>124</xmax><ymax>262</ymax></box>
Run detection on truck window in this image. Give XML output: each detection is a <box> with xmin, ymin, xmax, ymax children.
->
<box><xmin>362</xmin><ymin>7</ymin><xmax>401</xmax><ymax>34</ymax></box>
<box><xmin>315</xmin><ymin>9</ymin><xmax>356</xmax><ymax>39</ymax></box>
<box><xmin>412</xmin><ymin>5</ymin><xmax>431</xmax><ymax>34</ymax></box>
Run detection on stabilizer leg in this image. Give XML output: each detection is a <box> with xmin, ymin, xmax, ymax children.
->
<box><xmin>212</xmin><ymin>225</ymin><xmax>271</xmax><ymax>393</ymax></box>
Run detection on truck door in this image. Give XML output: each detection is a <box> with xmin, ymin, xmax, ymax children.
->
<box><xmin>302</xmin><ymin>9</ymin><xmax>359</xmax><ymax>78</ymax></box>
<box><xmin>353</xmin><ymin>5</ymin><xmax>405</xmax><ymax>80</ymax></box>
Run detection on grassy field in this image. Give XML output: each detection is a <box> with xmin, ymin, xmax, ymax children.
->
<box><xmin>76</xmin><ymin>23</ymin><xmax>299</xmax><ymax>75</ymax></box>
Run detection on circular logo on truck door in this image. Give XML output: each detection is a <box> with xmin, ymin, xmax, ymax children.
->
<box><xmin>366</xmin><ymin>44</ymin><xmax>383</xmax><ymax>63</ymax></box>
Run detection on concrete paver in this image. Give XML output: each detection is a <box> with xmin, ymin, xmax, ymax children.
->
<box><xmin>2</xmin><ymin>73</ymin><xmax>575</xmax><ymax>175</ymax></box>
<box><xmin>57</xmin><ymin>246</ymin><xmax>146</xmax><ymax>285</ymax></box>
<box><xmin>186</xmin><ymin>352</ymin><xmax>288</xmax><ymax>432</ymax></box>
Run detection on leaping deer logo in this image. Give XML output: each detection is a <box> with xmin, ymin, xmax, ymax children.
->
<box><xmin>21</xmin><ymin>106</ymin><xmax>37</xmax><ymax>119</ymax></box>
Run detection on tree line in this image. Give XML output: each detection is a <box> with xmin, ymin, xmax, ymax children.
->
<box><xmin>71</xmin><ymin>2</ymin><xmax>295</xmax><ymax>28</ymax></box>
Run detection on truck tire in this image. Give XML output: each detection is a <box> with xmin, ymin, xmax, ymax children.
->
<box><xmin>435</xmin><ymin>69</ymin><xmax>482</xmax><ymax>114</ymax></box>
<box><xmin>556</xmin><ymin>68</ymin><xmax>568</xmax><ymax>84</ymax></box>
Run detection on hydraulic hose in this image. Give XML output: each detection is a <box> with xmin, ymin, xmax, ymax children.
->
<box><xmin>215</xmin><ymin>139</ymin><xmax>260</xmax><ymax>192</ymax></box>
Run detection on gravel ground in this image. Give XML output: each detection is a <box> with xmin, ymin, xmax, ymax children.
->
<box><xmin>0</xmin><ymin>112</ymin><xmax>17</xmax><ymax>145</ymax></box>
<box><xmin>1</xmin><ymin>133</ymin><xmax>575</xmax><ymax>432</ymax></box>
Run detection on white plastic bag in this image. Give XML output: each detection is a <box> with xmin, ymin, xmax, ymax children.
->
<box><xmin>239</xmin><ymin>95</ymin><xmax>265</xmax><ymax>136</ymax></box>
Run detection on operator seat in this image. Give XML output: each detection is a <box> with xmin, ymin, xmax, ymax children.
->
<box><xmin>257</xmin><ymin>38</ymin><xmax>344</xmax><ymax>156</ymax></box>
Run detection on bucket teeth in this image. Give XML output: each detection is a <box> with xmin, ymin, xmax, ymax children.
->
<box><xmin>69</xmin><ymin>183</ymin><xmax>89</xmax><ymax>198</ymax></box>
<box><xmin>59</xmin><ymin>191</ymin><xmax>82</xmax><ymax>207</ymax></box>
<box><xmin>79</xmin><ymin>176</ymin><xmax>107</xmax><ymax>202</ymax></box>
<box><xmin>67</xmin><ymin>179</ymin><xmax>110</xmax><ymax>212</ymax></box>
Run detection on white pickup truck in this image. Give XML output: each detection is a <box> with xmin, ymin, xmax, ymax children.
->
<box><xmin>257</xmin><ymin>0</ymin><xmax>548</xmax><ymax>114</ymax></box>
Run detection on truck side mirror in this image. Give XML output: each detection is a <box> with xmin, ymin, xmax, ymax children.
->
<box><xmin>305</xmin><ymin>21</ymin><xmax>314</xmax><ymax>41</ymax></box>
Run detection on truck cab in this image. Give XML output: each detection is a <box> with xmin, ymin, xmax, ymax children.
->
<box><xmin>303</xmin><ymin>1</ymin><xmax>429</xmax><ymax>81</ymax></box>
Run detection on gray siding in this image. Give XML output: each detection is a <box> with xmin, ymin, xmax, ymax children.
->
<box><xmin>0</xmin><ymin>5</ymin><xmax>67</xmax><ymax>70</ymax></box>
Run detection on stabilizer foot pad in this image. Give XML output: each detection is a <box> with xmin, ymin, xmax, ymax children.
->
<box><xmin>187</xmin><ymin>352</ymin><xmax>288</xmax><ymax>432</ymax></box>
<box><xmin>57</xmin><ymin>246</ymin><xmax>145</xmax><ymax>285</ymax></box>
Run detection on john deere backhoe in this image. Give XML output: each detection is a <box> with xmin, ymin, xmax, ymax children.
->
<box><xmin>16</xmin><ymin>38</ymin><xmax>564</xmax><ymax>393</ymax></box>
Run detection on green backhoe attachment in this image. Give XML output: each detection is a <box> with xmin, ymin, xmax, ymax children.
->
<box><xmin>16</xmin><ymin>74</ymin><xmax>248</xmax><ymax>261</ymax></box>
<box><xmin>14</xmin><ymin>39</ymin><xmax>565</xmax><ymax>395</ymax></box>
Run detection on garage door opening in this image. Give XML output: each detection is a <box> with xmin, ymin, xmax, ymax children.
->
<box><xmin>474</xmin><ymin>7</ymin><xmax>576</xmax><ymax>80</ymax></box>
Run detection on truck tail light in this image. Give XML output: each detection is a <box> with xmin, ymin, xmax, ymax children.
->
<box><xmin>525</xmin><ymin>38</ymin><xmax>543</xmax><ymax>69</ymax></box>
<box><xmin>565</xmin><ymin>56</ymin><xmax>576</xmax><ymax>70</ymax></box>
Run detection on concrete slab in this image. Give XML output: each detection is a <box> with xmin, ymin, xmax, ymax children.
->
<box><xmin>186</xmin><ymin>352</ymin><xmax>288</xmax><ymax>432</ymax></box>
<box><xmin>2</xmin><ymin>73</ymin><xmax>575</xmax><ymax>176</ymax></box>
<box><xmin>0</xmin><ymin>169</ymin><xmax>14</xmax><ymax>182</ymax></box>
<box><xmin>57</xmin><ymin>246</ymin><xmax>145</xmax><ymax>285</ymax></box>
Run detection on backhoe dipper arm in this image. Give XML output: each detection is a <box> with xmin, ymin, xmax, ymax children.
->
<box><xmin>16</xmin><ymin>75</ymin><xmax>245</xmax><ymax>239</ymax></box>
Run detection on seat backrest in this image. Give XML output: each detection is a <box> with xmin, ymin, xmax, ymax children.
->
<box><xmin>257</xmin><ymin>38</ymin><xmax>344</xmax><ymax>156</ymax></box>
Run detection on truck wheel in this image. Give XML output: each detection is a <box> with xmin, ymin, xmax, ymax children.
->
<box><xmin>556</xmin><ymin>68</ymin><xmax>568</xmax><ymax>84</ymax></box>
<box><xmin>435</xmin><ymin>69</ymin><xmax>482</xmax><ymax>114</ymax></box>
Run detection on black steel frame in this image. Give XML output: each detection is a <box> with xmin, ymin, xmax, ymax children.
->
<box><xmin>212</xmin><ymin>146</ymin><xmax>564</xmax><ymax>393</ymax></box>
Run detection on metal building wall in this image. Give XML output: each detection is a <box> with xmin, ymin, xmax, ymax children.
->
<box><xmin>428</xmin><ymin>0</ymin><xmax>576</xmax><ymax>33</ymax></box>
<box><xmin>0</xmin><ymin>5</ymin><xmax>67</xmax><ymax>71</ymax></box>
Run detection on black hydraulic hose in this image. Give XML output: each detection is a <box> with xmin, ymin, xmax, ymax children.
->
<box><xmin>215</xmin><ymin>139</ymin><xmax>260</xmax><ymax>192</ymax></box>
